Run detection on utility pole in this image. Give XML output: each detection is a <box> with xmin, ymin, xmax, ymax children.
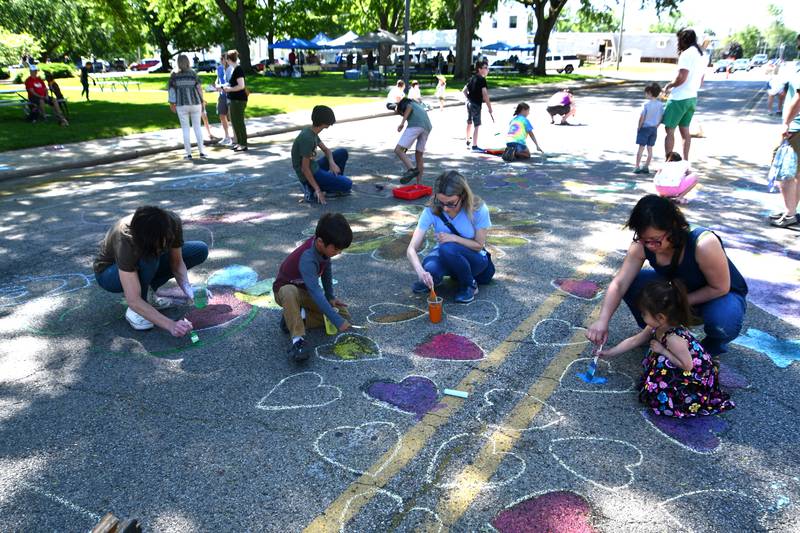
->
<box><xmin>403</xmin><ymin>0</ymin><xmax>410</xmax><ymax>89</ymax></box>
<box><xmin>616</xmin><ymin>0</ymin><xmax>627</xmax><ymax>71</ymax></box>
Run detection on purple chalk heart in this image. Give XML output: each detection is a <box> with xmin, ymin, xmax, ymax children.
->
<box><xmin>642</xmin><ymin>410</ymin><xmax>728</xmax><ymax>453</ymax></box>
<box><xmin>552</xmin><ymin>278</ymin><xmax>602</xmax><ymax>300</ymax></box>
<box><xmin>365</xmin><ymin>376</ymin><xmax>445</xmax><ymax>419</ymax></box>
<box><xmin>491</xmin><ymin>490</ymin><xmax>596</xmax><ymax>533</ymax></box>
<box><xmin>414</xmin><ymin>333</ymin><xmax>484</xmax><ymax>361</ymax></box>
<box><xmin>718</xmin><ymin>363</ymin><xmax>750</xmax><ymax>389</ymax></box>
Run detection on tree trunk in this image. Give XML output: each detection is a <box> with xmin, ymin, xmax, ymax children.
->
<box><xmin>531</xmin><ymin>0</ymin><xmax>568</xmax><ymax>76</ymax></box>
<box><xmin>267</xmin><ymin>0</ymin><xmax>274</xmax><ymax>62</ymax></box>
<box><xmin>454</xmin><ymin>0</ymin><xmax>475</xmax><ymax>80</ymax></box>
<box><xmin>153</xmin><ymin>27</ymin><xmax>172</xmax><ymax>72</ymax></box>
<box><xmin>215</xmin><ymin>0</ymin><xmax>253</xmax><ymax>71</ymax></box>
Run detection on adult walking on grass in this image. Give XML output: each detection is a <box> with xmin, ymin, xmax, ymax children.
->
<box><xmin>223</xmin><ymin>49</ymin><xmax>248</xmax><ymax>152</ymax></box>
<box><xmin>168</xmin><ymin>54</ymin><xmax>206</xmax><ymax>160</ymax></box>
<box><xmin>662</xmin><ymin>29</ymin><xmax>706</xmax><ymax>161</ymax></box>
<box><xmin>80</xmin><ymin>61</ymin><xmax>95</xmax><ymax>101</ymax></box>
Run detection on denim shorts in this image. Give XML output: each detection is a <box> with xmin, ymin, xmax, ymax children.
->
<box><xmin>506</xmin><ymin>141</ymin><xmax>527</xmax><ymax>152</ymax></box>
<box><xmin>636</xmin><ymin>126</ymin><xmax>658</xmax><ymax>147</ymax></box>
<box><xmin>466</xmin><ymin>101</ymin><xmax>482</xmax><ymax>126</ymax></box>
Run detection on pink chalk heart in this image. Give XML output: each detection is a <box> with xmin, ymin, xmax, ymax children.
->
<box><xmin>552</xmin><ymin>278</ymin><xmax>602</xmax><ymax>300</ymax></box>
<box><xmin>413</xmin><ymin>333</ymin><xmax>484</xmax><ymax>361</ymax></box>
<box><xmin>365</xmin><ymin>376</ymin><xmax>445</xmax><ymax>419</ymax></box>
<box><xmin>183</xmin><ymin>290</ymin><xmax>252</xmax><ymax>330</ymax></box>
<box><xmin>491</xmin><ymin>491</ymin><xmax>596</xmax><ymax>533</ymax></box>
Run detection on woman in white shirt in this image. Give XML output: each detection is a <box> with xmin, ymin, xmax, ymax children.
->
<box><xmin>662</xmin><ymin>29</ymin><xmax>706</xmax><ymax>161</ymax></box>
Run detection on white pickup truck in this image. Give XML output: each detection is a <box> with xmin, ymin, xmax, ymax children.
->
<box><xmin>519</xmin><ymin>54</ymin><xmax>581</xmax><ymax>74</ymax></box>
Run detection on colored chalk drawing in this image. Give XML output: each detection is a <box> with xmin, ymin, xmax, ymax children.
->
<box><xmin>183</xmin><ymin>290</ymin><xmax>252</xmax><ymax>330</ymax></box>
<box><xmin>233</xmin><ymin>277</ymin><xmax>281</xmax><ymax>310</ymax></box>
<box><xmin>256</xmin><ymin>372</ymin><xmax>342</xmax><ymax>411</ymax></box>
<box><xmin>18</xmin><ymin>481</ymin><xmax>101</xmax><ymax>522</ymax></box>
<box><xmin>366</xmin><ymin>303</ymin><xmax>427</xmax><ymax>324</ymax></box>
<box><xmin>158</xmin><ymin>172</ymin><xmax>259</xmax><ymax>190</ymax></box>
<box><xmin>184</xmin><ymin>211</ymin><xmax>271</xmax><ymax>225</ymax></box>
<box><xmin>207</xmin><ymin>265</ymin><xmax>258</xmax><ymax>290</ymax></box>
<box><xmin>718</xmin><ymin>363</ymin><xmax>750</xmax><ymax>389</ymax></box>
<box><xmin>446</xmin><ymin>299</ymin><xmax>500</xmax><ymax>326</ymax></box>
<box><xmin>641</xmin><ymin>410</ymin><xmax>727</xmax><ymax>454</ymax></box>
<box><xmin>339</xmin><ymin>489</ymin><xmax>443</xmax><ymax>533</ymax></box>
<box><xmin>413</xmin><ymin>333</ymin><xmax>484</xmax><ymax>361</ymax></box>
<box><xmin>489</xmin><ymin>490</ymin><xmax>596</xmax><ymax>533</ymax></box>
<box><xmin>475</xmin><ymin>389</ymin><xmax>564</xmax><ymax>432</ymax></box>
<box><xmin>658</xmin><ymin>490</ymin><xmax>768</xmax><ymax>532</ymax></box>
<box><xmin>732</xmin><ymin>328</ymin><xmax>800</xmax><ymax>368</ymax></box>
<box><xmin>316</xmin><ymin>333</ymin><xmax>382</xmax><ymax>362</ymax></box>
<box><xmin>363</xmin><ymin>376</ymin><xmax>445</xmax><ymax>419</ymax></box>
<box><xmin>531</xmin><ymin>319</ymin><xmax>590</xmax><ymax>347</ymax></box>
<box><xmin>0</xmin><ymin>273</ymin><xmax>93</xmax><ymax>308</ymax></box>
<box><xmin>549</xmin><ymin>437</ymin><xmax>643</xmax><ymax>492</ymax></box>
<box><xmin>425</xmin><ymin>433</ymin><xmax>526</xmax><ymax>489</ymax></box>
<box><xmin>551</xmin><ymin>278</ymin><xmax>603</xmax><ymax>300</ymax></box>
<box><xmin>314</xmin><ymin>421</ymin><xmax>402</xmax><ymax>477</ymax></box>
<box><xmin>558</xmin><ymin>358</ymin><xmax>637</xmax><ymax>394</ymax></box>
<box><xmin>366</xmin><ymin>300</ymin><xmax>499</xmax><ymax>326</ymax></box>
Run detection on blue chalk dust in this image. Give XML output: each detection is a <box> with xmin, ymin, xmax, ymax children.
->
<box><xmin>576</xmin><ymin>372</ymin><xmax>607</xmax><ymax>384</ymax></box>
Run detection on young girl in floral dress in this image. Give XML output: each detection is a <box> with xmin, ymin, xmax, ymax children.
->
<box><xmin>600</xmin><ymin>279</ymin><xmax>734</xmax><ymax>417</ymax></box>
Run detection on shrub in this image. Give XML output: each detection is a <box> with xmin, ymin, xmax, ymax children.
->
<box><xmin>0</xmin><ymin>67</ymin><xmax>8</xmax><ymax>80</ymax></box>
<box><xmin>12</xmin><ymin>62</ymin><xmax>76</xmax><ymax>83</ymax></box>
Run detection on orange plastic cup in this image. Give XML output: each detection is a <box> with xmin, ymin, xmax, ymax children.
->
<box><xmin>428</xmin><ymin>296</ymin><xmax>443</xmax><ymax>324</ymax></box>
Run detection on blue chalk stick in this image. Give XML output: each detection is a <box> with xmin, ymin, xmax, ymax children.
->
<box><xmin>443</xmin><ymin>388</ymin><xmax>469</xmax><ymax>399</ymax></box>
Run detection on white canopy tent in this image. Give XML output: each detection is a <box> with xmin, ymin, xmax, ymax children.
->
<box><xmin>323</xmin><ymin>31</ymin><xmax>359</xmax><ymax>49</ymax></box>
<box><xmin>409</xmin><ymin>29</ymin><xmax>456</xmax><ymax>50</ymax></box>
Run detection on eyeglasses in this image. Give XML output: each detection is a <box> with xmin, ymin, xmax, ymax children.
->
<box><xmin>633</xmin><ymin>232</ymin><xmax>668</xmax><ymax>247</ymax></box>
<box><xmin>434</xmin><ymin>197</ymin><xmax>461</xmax><ymax>209</ymax></box>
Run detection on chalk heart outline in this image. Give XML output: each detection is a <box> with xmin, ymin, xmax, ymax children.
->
<box><xmin>339</xmin><ymin>489</ymin><xmax>443</xmax><ymax>533</ymax></box>
<box><xmin>255</xmin><ymin>372</ymin><xmax>342</xmax><ymax>412</ymax></box>
<box><xmin>487</xmin><ymin>488</ymin><xmax>594</xmax><ymax>533</ymax></box>
<box><xmin>559</xmin><ymin>358</ymin><xmax>637</xmax><ymax>394</ymax></box>
<box><xmin>475</xmin><ymin>389</ymin><xmax>564</xmax><ymax>432</ymax></box>
<box><xmin>532</xmin><ymin>318</ymin><xmax>590</xmax><ymax>347</ymax></box>
<box><xmin>549</xmin><ymin>437</ymin><xmax>643</xmax><ymax>492</ymax></box>
<box><xmin>365</xmin><ymin>302</ymin><xmax>427</xmax><ymax>325</ymax></box>
<box><xmin>363</xmin><ymin>375</ymin><xmax>442</xmax><ymax>417</ymax></box>
<box><xmin>314</xmin><ymin>421</ymin><xmax>402</xmax><ymax>477</ymax></box>
<box><xmin>550</xmin><ymin>278</ymin><xmax>603</xmax><ymax>301</ymax></box>
<box><xmin>658</xmin><ymin>489</ymin><xmax>767</xmax><ymax>532</ymax></box>
<box><xmin>640</xmin><ymin>410</ymin><xmax>727</xmax><ymax>455</ymax></box>
<box><xmin>316</xmin><ymin>333</ymin><xmax>383</xmax><ymax>363</ymax></box>
<box><xmin>446</xmin><ymin>298</ymin><xmax>500</xmax><ymax>326</ymax></box>
<box><xmin>425</xmin><ymin>433</ymin><xmax>526</xmax><ymax>490</ymax></box>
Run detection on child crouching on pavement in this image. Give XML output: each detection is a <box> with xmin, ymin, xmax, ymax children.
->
<box><xmin>653</xmin><ymin>151</ymin><xmax>698</xmax><ymax>204</ymax></box>
<box><xmin>394</xmin><ymin>97</ymin><xmax>432</xmax><ymax>185</ymax></box>
<box><xmin>273</xmin><ymin>213</ymin><xmax>352</xmax><ymax>362</ymax></box>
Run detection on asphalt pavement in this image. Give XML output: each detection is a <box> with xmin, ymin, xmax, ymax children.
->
<box><xmin>0</xmin><ymin>76</ymin><xmax>799</xmax><ymax>532</ymax></box>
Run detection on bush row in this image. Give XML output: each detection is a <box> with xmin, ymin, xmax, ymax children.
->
<box><xmin>12</xmin><ymin>63</ymin><xmax>76</xmax><ymax>83</ymax></box>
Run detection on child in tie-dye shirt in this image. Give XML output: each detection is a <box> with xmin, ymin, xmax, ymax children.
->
<box><xmin>502</xmin><ymin>103</ymin><xmax>543</xmax><ymax>161</ymax></box>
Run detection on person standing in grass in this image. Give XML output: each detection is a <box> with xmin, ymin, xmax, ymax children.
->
<box><xmin>80</xmin><ymin>61</ymin><xmax>95</xmax><ymax>101</ymax></box>
<box><xmin>168</xmin><ymin>54</ymin><xmax>206</xmax><ymax>160</ymax></box>
<box><xmin>223</xmin><ymin>49</ymin><xmax>248</xmax><ymax>152</ymax></box>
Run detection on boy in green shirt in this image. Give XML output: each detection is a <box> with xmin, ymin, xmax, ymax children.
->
<box><xmin>291</xmin><ymin>105</ymin><xmax>352</xmax><ymax>205</ymax></box>
<box><xmin>393</xmin><ymin>97</ymin><xmax>433</xmax><ymax>184</ymax></box>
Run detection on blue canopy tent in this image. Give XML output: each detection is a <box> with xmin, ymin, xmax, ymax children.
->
<box><xmin>510</xmin><ymin>43</ymin><xmax>537</xmax><ymax>51</ymax></box>
<box><xmin>481</xmin><ymin>41</ymin><xmax>513</xmax><ymax>51</ymax></box>
<box><xmin>311</xmin><ymin>33</ymin><xmax>331</xmax><ymax>45</ymax></box>
<box><xmin>270</xmin><ymin>38</ymin><xmax>319</xmax><ymax>49</ymax></box>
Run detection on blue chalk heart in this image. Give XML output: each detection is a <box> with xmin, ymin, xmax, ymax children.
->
<box><xmin>732</xmin><ymin>328</ymin><xmax>800</xmax><ymax>369</ymax></box>
<box><xmin>207</xmin><ymin>265</ymin><xmax>258</xmax><ymax>290</ymax></box>
<box><xmin>576</xmin><ymin>372</ymin><xmax>607</xmax><ymax>384</ymax></box>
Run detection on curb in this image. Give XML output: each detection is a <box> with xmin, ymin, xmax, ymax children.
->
<box><xmin>0</xmin><ymin>78</ymin><xmax>629</xmax><ymax>182</ymax></box>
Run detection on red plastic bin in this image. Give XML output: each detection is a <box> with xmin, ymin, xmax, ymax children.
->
<box><xmin>393</xmin><ymin>184</ymin><xmax>432</xmax><ymax>200</ymax></box>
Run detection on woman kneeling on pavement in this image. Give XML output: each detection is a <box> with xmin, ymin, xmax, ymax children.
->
<box><xmin>586</xmin><ymin>195</ymin><xmax>747</xmax><ymax>356</ymax></box>
<box><xmin>93</xmin><ymin>206</ymin><xmax>209</xmax><ymax>336</ymax></box>
<box><xmin>406</xmin><ymin>171</ymin><xmax>495</xmax><ymax>303</ymax></box>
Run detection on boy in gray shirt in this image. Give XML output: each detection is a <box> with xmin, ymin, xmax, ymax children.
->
<box><xmin>634</xmin><ymin>83</ymin><xmax>665</xmax><ymax>174</ymax></box>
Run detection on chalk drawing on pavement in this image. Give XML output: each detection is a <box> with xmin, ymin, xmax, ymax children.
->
<box><xmin>314</xmin><ymin>421</ymin><xmax>402</xmax><ymax>477</ymax></box>
<box><xmin>549</xmin><ymin>437</ymin><xmax>643</xmax><ymax>492</ymax></box>
<box><xmin>256</xmin><ymin>372</ymin><xmax>342</xmax><ymax>411</ymax></box>
<box><xmin>732</xmin><ymin>328</ymin><xmax>800</xmax><ymax>368</ymax></box>
<box><xmin>425</xmin><ymin>433</ymin><xmax>526</xmax><ymax>490</ymax></box>
<box><xmin>559</xmin><ymin>358</ymin><xmax>637</xmax><ymax>394</ymax></box>
<box><xmin>658</xmin><ymin>489</ymin><xmax>768</xmax><ymax>532</ymax></box>
<box><xmin>413</xmin><ymin>333</ymin><xmax>485</xmax><ymax>361</ymax></box>
<box><xmin>488</xmin><ymin>489</ymin><xmax>594</xmax><ymax>533</ymax></box>
<box><xmin>158</xmin><ymin>172</ymin><xmax>259</xmax><ymax>191</ymax></box>
<box><xmin>641</xmin><ymin>410</ymin><xmax>727</xmax><ymax>454</ymax></box>
<box><xmin>551</xmin><ymin>278</ymin><xmax>603</xmax><ymax>300</ymax></box>
<box><xmin>316</xmin><ymin>333</ymin><xmax>383</xmax><ymax>362</ymax></box>
<box><xmin>475</xmin><ymin>389</ymin><xmax>564</xmax><ymax>432</ymax></box>
<box><xmin>0</xmin><ymin>273</ymin><xmax>93</xmax><ymax>308</ymax></box>
<box><xmin>339</xmin><ymin>489</ymin><xmax>443</xmax><ymax>533</ymax></box>
<box><xmin>531</xmin><ymin>318</ymin><xmax>590</xmax><ymax>347</ymax></box>
<box><xmin>363</xmin><ymin>375</ymin><xmax>445</xmax><ymax>420</ymax></box>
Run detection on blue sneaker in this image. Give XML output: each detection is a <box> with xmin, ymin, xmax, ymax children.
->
<box><xmin>454</xmin><ymin>284</ymin><xmax>475</xmax><ymax>304</ymax></box>
<box><xmin>412</xmin><ymin>281</ymin><xmax>429</xmax><ymax>294</ymax></box>
<box><xmin>471</xmin><ymin>146</ymin><xmax>483</xmax><ymax>152</ymax></box>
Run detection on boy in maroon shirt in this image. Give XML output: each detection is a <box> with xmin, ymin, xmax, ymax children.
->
<box><xmin>273</xmin><ymin>213</ymin><xmax>352</xmax><ymax>361</ymax></box>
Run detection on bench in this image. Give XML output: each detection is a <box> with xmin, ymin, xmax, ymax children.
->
<box><xmin>95</xmin><ymin>75</ymin><xmax>141</xmax><ymax>92</ymax></box>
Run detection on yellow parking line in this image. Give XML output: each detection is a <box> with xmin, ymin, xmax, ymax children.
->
<box><xmin>434</xmin><ymin>303</ymin><xmax>603</xmax><ymax>526</ymax></box>
<box><xmin>303</xmin><ymin>251</ymin><xmax>607</xmax><ymax>532</ymax></box>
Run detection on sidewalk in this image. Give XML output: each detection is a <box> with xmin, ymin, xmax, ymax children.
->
<box><xmin>0</xmin><ymin>78</ymin><xmax>627</xmax><ymax>182</ymax></box>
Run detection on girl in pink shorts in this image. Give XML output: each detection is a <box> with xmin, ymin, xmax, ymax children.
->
<box><xmin>653</xmin><ymin>152</ymin><xmax>698</xmax><ymax>204</ymax></box>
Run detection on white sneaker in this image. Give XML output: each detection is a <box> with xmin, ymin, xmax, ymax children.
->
<box><xmin>220</xmin><ymin>137</ymin><xmax>232</xmax><ymax>146</ymax></box>
<box><xmin>126</xmin><ymin>308</ymin><xmax>154</xmax><ymax>330</ymax></box>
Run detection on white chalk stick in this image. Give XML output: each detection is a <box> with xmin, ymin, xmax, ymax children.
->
<box><xmin>443</xmin><ymin>388</ymin><xmax>469</xmax><ymax>399</ymax></box>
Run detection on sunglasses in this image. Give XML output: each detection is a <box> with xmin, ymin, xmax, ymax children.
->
<box><xmin>434</xmin><ymin>197</ymin><xmax>461</xmax><ymax>209</ymax></box>
<box><xmin>633</xmin><ymin>232</ymin><xmax>668</xmax><ymax>247</ymax></box>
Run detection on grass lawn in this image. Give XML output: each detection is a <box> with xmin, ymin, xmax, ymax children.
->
<box><xmin>0</xmin><ymin>71</ymin><xmax>591</xmax><ymax>152</ymax></box>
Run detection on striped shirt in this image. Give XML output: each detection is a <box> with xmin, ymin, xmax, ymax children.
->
<box><xmin>168</xmin><ymin>70</ymin><xmax>202</xmax><ymax>106</ymax></box>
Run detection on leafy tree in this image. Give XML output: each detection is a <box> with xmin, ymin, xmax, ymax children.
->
<box><xmin>0</xmin><ymin>30</ymin><xmax>41</xmax><ymax>65</ymax></box>
<box><xmin>449</xmin><ymin>0</ymin><xmax>500</xmax><ymax>79</ymax></box>
<box><xmin>764</xmin><ymin>3</ymin><xmax>798</xmax><ymax>60</ymax></box>
<box><xmin>648</xmin><ymin>9</ymin><xmax>691</xmax><ymax>33</ymax></box>
<box><xmin>725</xmin><ymin>25</ymin><xmax>763</xmax><ymax>57</ymax></box>
<box><xmin>557</xmin><ymin>3</ymin><xmax>619</xmax><ymax>33</ymax></box>
<box><xmin>0</xmin><ymin>0</ymin><xmax>86</xmax><ymax>59</ymax></box>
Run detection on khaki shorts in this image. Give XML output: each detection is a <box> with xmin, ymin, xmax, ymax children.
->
<box><xmin>398</xmin><ymin>126</ymin><xmax>429</xmax><ymax>152</ymax></box>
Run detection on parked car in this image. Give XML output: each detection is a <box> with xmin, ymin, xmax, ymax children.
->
<box><xmin>751</xmin><ymin>53</ymin><xmax>768</xmax><ymax>66</ymax></box>
<box><xmin>196</xmin><ymin>59</ymin><xmax>217</xmax><ymax>72</ymax></box>
<box><xmin>713</xmin><ymin>59</ymin><xmax>733</xmax><ymax>72</ymax></box>
<box><xmin>130</xmin><ymin>58</ymin><xmax>160</xmax><ymax>71</ymax></box>
<box><xmin>91</xmin><ymin>59</ymin><xmax>109</xmax><ymax>73</ymax></box>
<box><xmin>111</xmin><ymin>58</ymin><xmax>127</xmax><ymax>71</ymax></box>
<box><xmin>731</xmin><ymin>58</ymin><xmax>753</xmax><ymax>72</ymax></box>
<box><xmin>543</xmin><ymin>54</ymin><xmax>580</xmax><ymax>74</ymax></box>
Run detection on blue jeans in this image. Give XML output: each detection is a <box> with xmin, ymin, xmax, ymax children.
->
<box><xmin>622</xmin><ymin>269</ymin><xmax>746</xmax><ymax>356</ymax></box>
<box><xmin>422</xmin><ymin>242</ymin><xmax>493</xmax><ymax>290</ymax></box>
<box><xmin>314</xmin><ymin>148</ymin><xmax>352</xmax><ymax>193</ymax></box>
<box><xmin>95</xmin><ymin>241</ymin><xmax>209</xmax><ymax>301</ymax></box>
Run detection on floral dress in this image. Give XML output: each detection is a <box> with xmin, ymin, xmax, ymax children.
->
<box><xmin>639</xmin><ymin>326</ymin><xmax>735</xmax><ymax>417</ymax></box>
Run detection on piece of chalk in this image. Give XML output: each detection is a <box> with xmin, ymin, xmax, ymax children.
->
<box><xmin>443</xmin><ymin>388</ymin><xmax>469</xmax><ymax>399</ymax></box>
<box><xmin>190</xmin><ymin>331</ymin><xmax>200</xmax><ymax>344</ymax></box>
